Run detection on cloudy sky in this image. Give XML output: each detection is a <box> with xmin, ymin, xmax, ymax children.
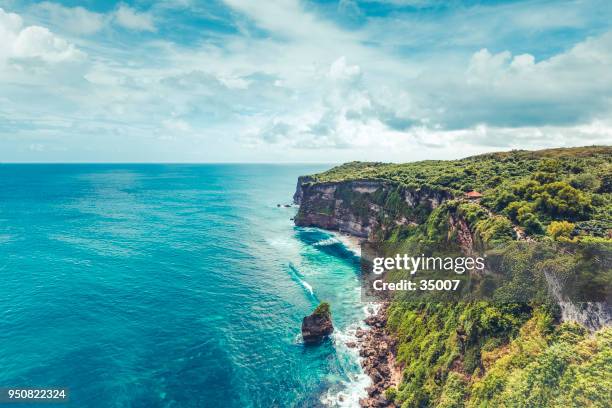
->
<box><xmin>0</xmin><ymin>0</ymin><xmax>611</xmax><ymax>162</ymax></box>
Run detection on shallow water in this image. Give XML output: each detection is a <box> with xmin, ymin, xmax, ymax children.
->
<box><xmin>0</xmin><ymin>164</ymin><xmax>369</xmax><ymax>407</ymax></box>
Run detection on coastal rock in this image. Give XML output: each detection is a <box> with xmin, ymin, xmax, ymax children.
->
<box><xmin>301</xmin><ymin>302</ymin><xmax>334</xmax><ymax>344</ymax></box>
<box><xmin>357</xmin><ymin>304</ymin><xmax>401</xmax><ymax>408</ymax></box>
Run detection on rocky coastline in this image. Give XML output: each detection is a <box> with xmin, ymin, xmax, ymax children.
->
<box><xmin>355</xmin><ymin>303</ymin><xmax>401</xmax><ymax>408</ymax></box>
<box><xmin>293</xmin><ymin>178</ymin><xmax>404</xmax><ymax>406</ymax></box>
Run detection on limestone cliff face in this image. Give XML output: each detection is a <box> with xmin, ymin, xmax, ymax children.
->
<box><xmin>293</xmin><ymin>177</ymin><xmax>451</xmax><ymax>240</ymax></box>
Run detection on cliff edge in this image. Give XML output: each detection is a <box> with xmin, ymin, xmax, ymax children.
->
<box><xmin>293</xmin><ymin>146</ymin><xmax>612</xmax><ymax>408</ymax></box>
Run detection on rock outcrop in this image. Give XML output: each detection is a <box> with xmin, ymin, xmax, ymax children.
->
<box><xmin>302</xmin><ymin>302</ymin><xmax>334</xmax><ymax>344</ymax></box>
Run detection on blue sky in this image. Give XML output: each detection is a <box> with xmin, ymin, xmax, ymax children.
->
<box><xmin>0</xmin><ymin>0</ymin><xmax>611</xmax><ymax>162</ymax></box>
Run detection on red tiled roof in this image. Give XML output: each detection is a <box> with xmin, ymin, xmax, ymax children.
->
<box><xmin>465</xmin><ymin>191</ymin><xmax>483</xmax><ymax>198</ymax></box>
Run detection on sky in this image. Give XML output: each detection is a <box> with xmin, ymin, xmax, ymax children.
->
<box><xmin>0</xmin><ymin>0</ymin><xmax>611</xmax><ymax>163</ymax></box>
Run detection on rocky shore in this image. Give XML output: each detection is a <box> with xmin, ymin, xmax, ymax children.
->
<box><xmin>293</xmin><ymin>177</ymin><xmax>404</xmax><ymax>406</ymax></box>
<box><xmin>355</xmin><ymin>303</ymin><xmax>401</xmax><ymax>408</ymax></box>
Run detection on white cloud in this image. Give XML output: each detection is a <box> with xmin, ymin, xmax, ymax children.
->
<box><xmin>12</xmin><ymin>26</ymin><xmax>81</xmax><ymax>62</ymax></box>
<box><xmin>244</xmin><ymin>27</ymin><xmax>612</xmax><ymax>152</ymax></box>
<box><xmin>30</xmin><ymin>2</ymin><xmax>105</xmax><ymax>35</ymax></box>
<box><xmin>245</xmin><ymin>56</ymin><xmax>396</xmax><ymax>150</ymax></box>
<box><xmin>0</xmin><ymin>0</ymin><xmax>611</xmax><ymax>162</ymax></box>
<box><xmin>113</xmin><ymin>4</ymin><xmax>155</xmax><ymax>32</ymax></box>
<box><xmin>29</xmin><ymin>143</ymin><xmax>44</xmax><ymax>152</ymax></box>
<box><xmin>437</xmin><ymin>31</ymin><xmax>612</xmax><ymax>128</ymax></box>
<box><xmin>27</xmin><ymin>2</ymin><xmax>157</xmax><ymax>35</ymax></box>
<box><xmin>466</xmin><ymin>49</ymin><xmax>512</xmax><ymax>83</ymax></box>
<box><xmin>0</xmin><ymin>7</ymin><xmax>84</xmax><ymax>64</ymax></box>
<box><xmin>328</xmin><ymin>56</ymin><xmax>361</xmax><ymax>82</ymax></box>
<box><xmin>338</xmin><ymin>0</ymin><xmax>363</xmax><ymax>19</ymax></box>
<box><xmin>223</xmin><ymin>0</ymin><xmax>341</xmax><ymax>40</ymax></box>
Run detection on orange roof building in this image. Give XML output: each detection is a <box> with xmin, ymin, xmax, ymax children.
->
<box><xmin>465</xmin><ymin>191</ymin><xmax>483</xmax><ymax>199</ymax></box>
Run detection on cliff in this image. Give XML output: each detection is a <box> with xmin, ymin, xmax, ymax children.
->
<box><xmin>293</xmin><ymin>177</ymin><xmax>451</xmax><ymax>240</ymax></box>
<box><xmin>294</xmin><ymin>146</ymin><xmax>612</xmax><ymax>408</ymax></box>
<box><xmin>295</xmin><ymin>146</ymin><xmax>611</xmax><ymax>241</ymax></box>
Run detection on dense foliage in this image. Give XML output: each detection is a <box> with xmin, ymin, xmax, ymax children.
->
<box><xmin>304</xmin><ymin>146</ymin><xmax>611</xmax><ymax>407</ymax></box>
<box><xmin>387</xmin><ymin>303</ymin><xmax>611</xmax><ymax>408</ymax></box>
<box><xmin>309</xmin><ymin>146</ymin><xmax>611</xmax><ymax>240</ymax></box>
<box><xmin>313</xmin><ymin>301</ymin><xmax>331</xmax><ymax>316</ymax></box>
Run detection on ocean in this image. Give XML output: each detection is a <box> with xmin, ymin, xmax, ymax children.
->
<box><xmin>0</xmin><ymin>164</ymin><xmax>371</xmax><ymax>407</ymax></box>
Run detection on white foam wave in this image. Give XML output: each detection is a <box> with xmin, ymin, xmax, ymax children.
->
<box><xmin>299</xmin><ymin>228</ymin><xmax>373</xmax><ymax>406</ymax></box>
<box><xmin>313</xmin><ymin>237</ymin><xmax>342</xmax><ymax>247</ymax></box>
<box><xmin>320</xmin><ymin>325</ymin><xmax>372</xmax><ymax>407</ymax></box>
<box><xmin>288</xmin><ymin>263</ymin><xmax>315</xmax><ymax>297</ymax></box>
<box><xmin>266</xmin><ymin>236</ymin><xmax>298</xmax><ymax>251</ymax></box>
<box><xmin>310</xmin><ymin>232</ymin><xmax>361</xmax><ymax>258</ymax></box>
<box><xmin>321</xmin><ymin>371</ymin><xmax>371</xmax><ymax>407</ymax></box>
<box><xmin>320</xmin><ymin>302</ymin><xmax>385</xmax><ymax>407</ymax></box>
<box><xmin>363</xmin><ymin>302</ymin><xmax>382</xmax><ymax>319</ymax></box>
<box><xmin>299</xmin><ymin>278</ymin><xmax>314</xmax><ymax>296</ymax></box>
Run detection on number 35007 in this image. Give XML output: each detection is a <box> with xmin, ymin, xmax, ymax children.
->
<box><xmin>419</xmin><ymin>279</ymin><xmax>460</xmax><ymax>291</ymax></box>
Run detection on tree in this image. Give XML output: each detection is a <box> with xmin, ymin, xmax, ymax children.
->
<box><xmin>519</xmin><ymin>212</ymin><xmax>544</xmax><ymax>235</ymax></box>
<box><xmin>547</xmin><ymin>221</ymin><xmax>575</xmax><ymax>241</ymax></box>
<box><xmin>569</xmin><ymin>173</ymin><xmax>600</xmax><ymax>192</ymax></box>
<box><xmin>599</xmin><ymin>172</ymin><xmax>612</xmax><ymax>193</ymax></box>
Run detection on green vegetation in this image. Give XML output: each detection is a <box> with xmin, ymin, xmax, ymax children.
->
<box><xmin>386</xmin><ymin>301</ymin><xmax>535</xmax><ymax>407</ymax></box>
<box><xmin>312</xmin><ymin>302</ymin><xmax>331</xmax><ymax>316</ymax></box>
<box><xmin>310</xmin><ymin>147</ymin><xmax>610</xmax><ymax>191</ymax></box>
<box><xmin>302</xmin><ymin>146</ymin><xmax>611</xmax><ymax>407</ymax></box>
<box><xmin>385</xmin><ymin>273</ymin><xmax>611</xmax><ymax>407</ymax></box>
<box><xmin>547</xmin><ymin>220</ymin><xmax>576</xmax><ymax>241</ymax></box>
<box><xmin>469</xmin><ymin>317</ymin><xmax>611</xmax><ymax>408</ymax></box>
<box><xmin>306</xmin><ymin>146</ymin><xmax>612</xmax><ymax>240</ymax></box>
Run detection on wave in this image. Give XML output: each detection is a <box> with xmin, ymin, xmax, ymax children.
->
<box><xmin>321</xmin><ymin>373</ymin><xmax>371</xmax><ymax>408</ymax></box>
<box><xmin>328</xmin><ymin>232</ymin><xmax>362</xmax><ymax>258</ymax></box>
<box><xmin>0</xmin><ymin>234</ymin><xmax>13</xmax><ymax>244</ymax></box>
<box><xmin>297</xmin><ymin>227</ymin><xmax>370</xmax><ymax>406</ymax></box>
<box><xmin>288</xmin><ymin>263</ymin><xmax>316</xmax><ymax>299</ymax></box>
<box><xmin>320</xmin><ymin>324</ymin><xmax>371</xmax><ymax>407</ymax></box>
<box><xmin>320</xmin><ymin>297</ymin><xmax>380</xmax><ymax>406</ymax></box>
<box><xmin>296</xmin><ymin>227</ymin><xmax>361</xmax><ymax>259</ymax></box>
<box><xmin>313</xmin><ymin>237</ymin><xmax>342</xmax><ymax>247</ymax></box>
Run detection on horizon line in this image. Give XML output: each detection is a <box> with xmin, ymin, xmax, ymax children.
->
<box><xmin>0</xmin><ymin>162</ymin><xmax>341</xmax><ymax>165</ymax></box>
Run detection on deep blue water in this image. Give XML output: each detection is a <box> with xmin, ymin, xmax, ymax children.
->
<box><xmin>0</xmin><ymin>165</ymin><xmax>370</xmax><ymax>408</ymax></box>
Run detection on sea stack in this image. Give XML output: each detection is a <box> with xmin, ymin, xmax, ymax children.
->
<box><xmin>302</xmin><ymin>302</ymin><xmax>334</xmax><ymax>344</ymax></box>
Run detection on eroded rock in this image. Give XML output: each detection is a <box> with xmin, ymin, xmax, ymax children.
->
<box><xmin>302</xmin><ymin>302</ymin><xmax>334</xmax><ymax>344</ymax></box>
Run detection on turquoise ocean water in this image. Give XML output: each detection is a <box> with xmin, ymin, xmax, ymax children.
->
<box><xmin>0</xmin><ymin>164</ymin><xmax>370</xmax><ymax>407</ymax></box>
